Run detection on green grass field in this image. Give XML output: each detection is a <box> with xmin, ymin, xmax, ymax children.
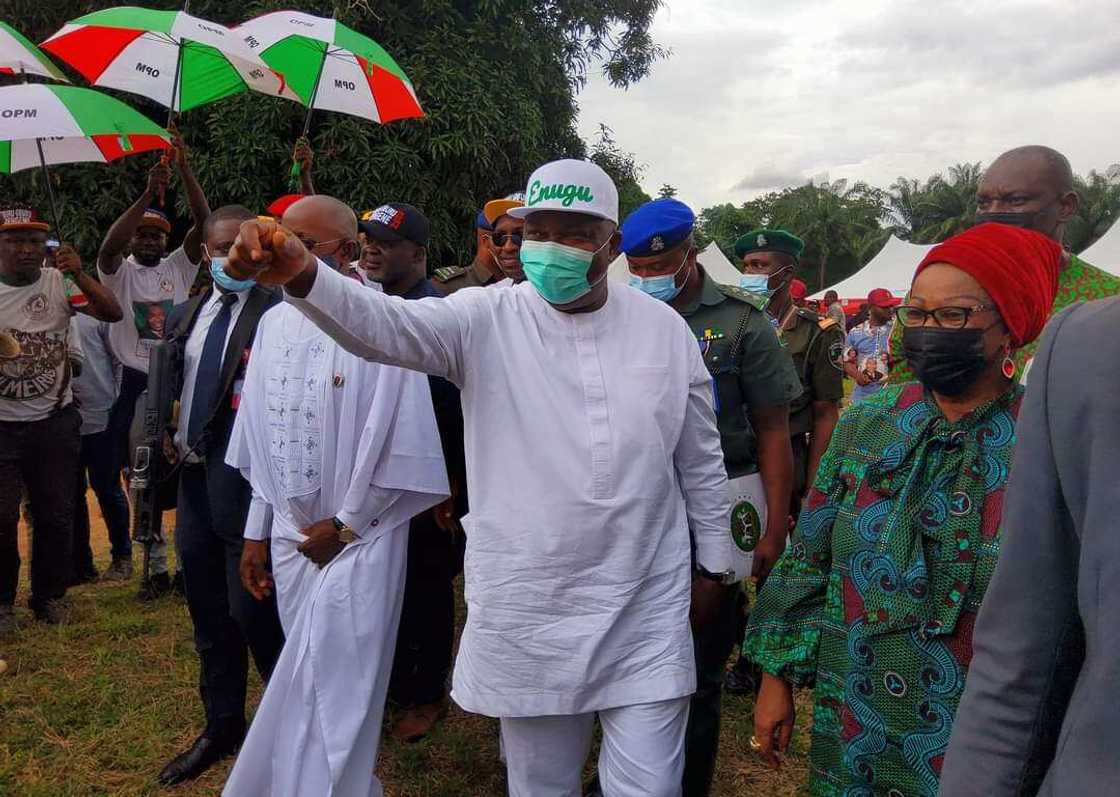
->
<box><xmin>0</xmin><ymin>494</ymin><xmax>813</xmax><ymax>796</ymax></box>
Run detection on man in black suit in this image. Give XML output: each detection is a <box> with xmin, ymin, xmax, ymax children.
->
<box><xmin>156</xmin><ymin>205</ymin><xmax>285</xmax><ymax>785</ymax></box>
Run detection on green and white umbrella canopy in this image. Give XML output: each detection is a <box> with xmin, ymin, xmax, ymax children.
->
<box><xmin>0</xmin><ymin>83</ymin><xmax>170</xmax><ymax>173</ymax></box>
<box><xmin>238</xmin><ymin>11</ymin><xmax>423</xmax><ymax>124</ymax></box>
<box><xmin>0</xmin><ymin>21</ymin><xmax>67</xmax><ymax>81</ymax></box>
<box><xmin>41</xmin><ymin>6</ymin><xmax>296</xmax><ymax>113</ymax></box>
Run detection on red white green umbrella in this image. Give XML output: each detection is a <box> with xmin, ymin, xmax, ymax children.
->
<box><xmin>41</xmin><ymin>6</ymin><xmax>294</xmax><ymax>114</ymax></box>
<box><xmin>0</xmin><ymin>83</ymin><xmax>170</xmax><ymax>241</ymax></box>
<box><xmin>0</xmin><ymin>21</ymin><xmax>67</xmax><ymax>81</ymax></box>
<box><xmin>237</xmin><ymin>10</ymin><xmax>423</xmax><ymax>128</ymax></box>
<box><xmin>0</xmin><ymin>84</ymin><xmax>169</xmax><ymax>173</ymax></box>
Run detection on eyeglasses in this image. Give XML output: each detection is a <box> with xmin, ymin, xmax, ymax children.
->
<box><xmin>490</xmin><ymin>231</ymin><xmax>523</xmax><ymax>248</ymax></box>
<box><xmin>297</xmin><ymin>235</ymin><xmax>347</xmax><ymax>253</ymax></box>
<box><xmin>895</xmin><ymin>304</ymin><xmax>996</xmax><ymax>329</ymax></box>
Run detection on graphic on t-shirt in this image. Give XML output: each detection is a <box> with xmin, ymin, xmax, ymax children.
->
<box><xmin>0</xmin><ymin>329</ymin><xmax>65</xmax><ymax>401</ymax></box>
<box><xmin>132</xmin><ymin>299</ymin><xmax>173</xmax><ymax>358</ymax></box>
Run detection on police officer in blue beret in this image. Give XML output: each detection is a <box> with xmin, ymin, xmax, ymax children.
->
<box><xmin>619</xmin><ymin>198</ymin><xmax>802</xmax><ymax>797</ymax></box>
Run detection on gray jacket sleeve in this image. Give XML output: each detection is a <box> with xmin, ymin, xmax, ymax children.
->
<box><xmin>939</xmin><ymin>306</ymin><xmax>1084</xmax><ymax>796</ymax></box>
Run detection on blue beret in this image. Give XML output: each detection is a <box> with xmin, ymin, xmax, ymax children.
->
<box><xmin>476</xmin><ymin>210</ymin><xmax>493</xmax><ymax>231</ymax></box>
<box><xmin>620</xmin><ymin>198</ymin><xmax>695</xmax><ymax>257</ymax></box>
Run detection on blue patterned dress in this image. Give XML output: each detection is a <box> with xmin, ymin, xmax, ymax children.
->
<box><xmin>744</xmin><ymin>382</ymin><xmax>1023</xmax><ymax>796</ymax></box>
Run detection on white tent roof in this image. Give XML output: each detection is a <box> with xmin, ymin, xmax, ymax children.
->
<box><xmin>810</xmin><ymin>235</ymin><xmax>935</xmax><ymax>300</ymax></box>
<box><xmin>608</xmin><ymin>241</ymin><xmax>742</xmax><ymax>285</ymax></box>
<box><xmin>1076</xmin><ymin>218</ymin><xmax>1120</xmax><ymax>276</ymax></box>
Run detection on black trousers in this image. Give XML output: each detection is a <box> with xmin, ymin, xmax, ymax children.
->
<box><xmin>72</xmin><ymin>429</ymin><xmax>133</xmax><ymax>579</ymax></box>
<box><xmin>106</xmin><ymin>366</ymin><xmax>148</xmax><ymax>472</ymax></box>
<box><xmin>176</xmin><ymin>463</ymin><xmax>285</xmax><ymax>732</ymax></box>
<box><xmin>682</xmin><ymin>586</ymin><xmax>745</xmax><ymax>796</ymax></box>
<box><xmin>388</xmin><ymin>512</ymin><xmax>466</xmax><ymax>707</ymax></box>
<box><xmin>0</xmin><ymin>407</ymin><xmax>81</xmax><ymax>608</ymax></box>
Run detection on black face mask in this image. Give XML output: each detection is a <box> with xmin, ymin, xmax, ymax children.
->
<box><xmin>974</xmin><ymin>211</ymin><xmax>1039</xmax><ymax>230</ymax></box>
<box><xmin>902</xmin><ymin>326</ymin><xmax>989</xmax><ymax>396</ymax></box>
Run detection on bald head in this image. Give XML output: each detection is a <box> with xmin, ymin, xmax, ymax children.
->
<box><xmin>282</xmin><ymin>195</ymin><xmax>359</xmax><ymax>268</ymax></box>
<box><xmin>977</xmin><ymin>145</ymin><xmax>1079</xmax><ymax>243</ymax></box>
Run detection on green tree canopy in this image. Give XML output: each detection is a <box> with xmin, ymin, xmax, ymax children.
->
<box><xmin>1</xmin><ymin>0</ymin><xmax>664</xmax><ymax>262</ymax></box>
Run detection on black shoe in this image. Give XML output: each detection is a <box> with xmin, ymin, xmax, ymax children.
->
<box><xmin>137</xmin><ymin>572</ymin><xmax>172</xmax><ymax>602</ymax></box>
<box><xmin>157</xmin><ymin>729</ymin><xmax>244</xmax><ymax>786</ymax></box>
<box><xmin>32</xmin><ymin>598</ymin><xmax>70</xmax><ymax>625</ymax></box>
<box><xmin>724</xmin><ymin>658</ymin><xmax>762</xmax><ymax>696</ymax></box>
<box><xmin>68</xmin><ymin>567</ymin><xmax>100</xmax><ymax>588</ymax></box>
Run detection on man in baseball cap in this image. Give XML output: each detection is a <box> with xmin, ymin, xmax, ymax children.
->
<box><xmin>432</xmin><ymin>208</ymin><xmax>502</xmax><ymax>294</ymax></box>
<box><xmin>845</xmin><ymin>287</ymin><xmax>897</xmax><ymax>403</ymax></box>
<box><xmin>223</xmin><ymin>156</ymin><xmax>739</xmax><ymax>794</ymax></box>
<box><xmin>482</xmin><ymin>192</ymin><xmax>526</xmax><ymax>283</ymax></box>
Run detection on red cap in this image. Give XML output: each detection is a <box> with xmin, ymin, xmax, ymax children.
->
<box><xmin>867</xmin><ymin>288</ymin><xmax>896</xmax><ymax>308</ymax></box>
<box><xmin>790</xmin><ymin>279</ymin><xmax>808</xmax><ymax>301</ymax></box>
<box><xmin>266</xmin><ymin>193</ymin><xmax>306</xmax><ymax>218</ymax></box>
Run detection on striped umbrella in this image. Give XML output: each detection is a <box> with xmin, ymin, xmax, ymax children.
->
<box><xmin>0</xmin><ymin>21</ymin><xmax>67</xmax><ymax>81</ymax></box>
<box><xmin>41</xmin><ymin>6</ymin><xmax>294</xmax><ymax>114</ymax></box>
<box><xmin>0</xmin><ymin>83</ymin><xmax>170</xmax><ymax>239</ymax></box>
<box><xmin>238</xmin><ymin>10</ymin><xmax>423</xmax><ymax>129</ymax></box>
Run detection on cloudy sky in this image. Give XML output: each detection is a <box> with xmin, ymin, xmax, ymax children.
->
<box><xmin>576</xmin><ymin>0</ymin><xmax>1120</xmax><ymax>211</ymax></box>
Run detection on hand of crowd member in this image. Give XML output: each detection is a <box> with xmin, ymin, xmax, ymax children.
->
<box><xmin>168</xmin><ymin>122</ymin><xmax>189</xmax><ymax>167</ymax></box>
<box><xmin>162</xmin><ymin>429</ymin><xmax>179</xmax><ymax>466</ymax></box>
<box><xmin>240</xmin><ymin>540</ymin><xmax>274</xmax><ymax>600</ymax></box>
<box><xmin>293</xmin><ymin>137</ymin><xmax>313</xmax><ymax>172</ymax></box>
<box><xmin>297</xmin><ymin>518</ymin><xmax>346</xmax><ymax>567</ymax></box>
<box><xmin>147</xmin><ymin>160</ymin><xmax>172</xmax><ymax>199</ymax></box>
<box><xmin>751</xmin><ymin>531</ymin><xmax>786</xmax><ymax>583</ymax></box>
<box><xmin>430</xmin><ymin>497</ymin><xmax>461</xmax><ymax>535</ymax></box>
<box><xmin>689</xmin><ymin>575</ymin><xmax>729</xmax><ymax>630</ymax></box>
<box><xmin>53</xmin><ymin>244</ymin><xmax>82</xmax><ymax>277</ymax></box>
<box><xmin>227</xmin><ymin>217</ymin><xmax>314</xmax><ymax>287</ymax></box>
<box><xmin>754</xmin><ymin>673</ymin><xmax>796</xmax><ymax>768</ymax></box>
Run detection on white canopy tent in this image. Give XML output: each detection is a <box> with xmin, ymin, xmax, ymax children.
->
<box><xmin>1076</xmin><ymin>219</ymin><xmax>1120</xmax><ymax>276</ymax></box>
<box><xmin>810</xmin><ymin>235</ymin><xmax>935</xmax><ymax>300</ymax></box>
<box><xmin>608</xmin><ymin>241</ymin><xmax>743</xmax><ymax>285</ymax></box>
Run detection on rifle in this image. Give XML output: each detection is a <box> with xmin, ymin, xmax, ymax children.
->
<box><xmin>130</xmin><ymin>339</ymin><xmax>182</xmax><ymax>584</ymax></box>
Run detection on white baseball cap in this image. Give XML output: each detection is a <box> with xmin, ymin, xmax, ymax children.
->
<box><xmin>507</xmin><ymin>159</ymin><xmax>619</xmax><ymax>224</ymax></box>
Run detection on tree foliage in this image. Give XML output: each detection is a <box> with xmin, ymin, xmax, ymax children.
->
<box><xmin>1</xmin><ymin>0</ymin><xmax>663</xmax><ymax>263</ymax></box>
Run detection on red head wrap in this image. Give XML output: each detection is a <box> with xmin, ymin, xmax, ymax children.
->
<box><xmin>913</xmin><ymin>223</ymin><xmax>1062</xmax><ymax>349</ymax></box>
<box><xmin>790</xmin><ymin>279</ymin><xmax>808</xmax><ymax>301</ymax></box>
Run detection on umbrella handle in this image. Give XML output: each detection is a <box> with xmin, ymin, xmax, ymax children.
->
<box><xmin>158</xmin><ymin>153</ymin><xmax>169</xmax><ymax>207</ymax></box>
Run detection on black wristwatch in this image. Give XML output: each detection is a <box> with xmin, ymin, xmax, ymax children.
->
<box><xmin>331</xmin><ymin>517</ymin><xmax>356</xmax><ymax>544</ymax></box>
<box><xmin>696</xmin><ymin>564</ymin><xmax>737</xmax><ymax>586</ymax></box>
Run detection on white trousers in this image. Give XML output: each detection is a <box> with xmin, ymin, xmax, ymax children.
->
<box><xmin>500</xmin><ymin>697</ymin><xmax>690</xmax><ymax>797</ymax></box>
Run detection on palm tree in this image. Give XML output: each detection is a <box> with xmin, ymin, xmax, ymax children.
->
<box><xmin>1066</xmin><ymin>171</ymin><xmax>1120</xmax><ymax>253</ymax></box>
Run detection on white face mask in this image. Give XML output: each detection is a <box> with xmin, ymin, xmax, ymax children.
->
<box><xmin>628</xmin><ymin>248</ymin><xmax>691</xmax><ymax>302</ymax></box>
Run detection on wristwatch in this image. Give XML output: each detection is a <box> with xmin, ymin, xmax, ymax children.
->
<box><xmin>331</xmin><ymin>517</ymin><xmax>356</xmax><ymax>544</ymax></box>
<box><xmin>696</xmin><ymin>564</ymin><xmax>738</xmax><ymax>586</ymax></box>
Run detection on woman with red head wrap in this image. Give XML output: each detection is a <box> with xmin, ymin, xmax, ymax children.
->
<box><xmin>742</xmin><ymin>222</ymin><xmax>1061</xmax><ymax>796</ymax></box>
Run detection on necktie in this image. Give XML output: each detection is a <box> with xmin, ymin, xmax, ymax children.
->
<box><xmin>187</xmin><ymin>292</ymin><xmax>238</xmax><ymax>450</ymax></box>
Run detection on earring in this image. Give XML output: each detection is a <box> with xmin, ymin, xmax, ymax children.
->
<box><xmin>1002</xmin><ymin>354</ymin><xmax>1016</xmax><ymax>379</ymax></box>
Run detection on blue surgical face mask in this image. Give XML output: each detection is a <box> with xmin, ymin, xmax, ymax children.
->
<box><xmin>521</xmin><ymin>236</ymin><xmax>611</xmax><ymax>305</ymax></box>
<box><xmin>739</xmin><ymin>266</ymin><xmax>791</xmax><ymax>298</ymax></box>
<box><xmin>628</xmin><ymin>248</ymin><xmax>691</xmax><ymax>302</ymax></box>
<box><xmin>209</xmin><ymin>256</ymin><xmax>255</xmax><ymax>293</ymax></box>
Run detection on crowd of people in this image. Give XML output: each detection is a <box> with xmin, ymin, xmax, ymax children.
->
<box><xmin>1</xmin><ymin>138</ymin><xmax>1117</xmax><ymax>797</ymax></box>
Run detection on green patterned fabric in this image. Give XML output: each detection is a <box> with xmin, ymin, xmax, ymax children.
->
<box><xmin>888</xmin><ymin>254</ymin><xmax>1120</xmax><ymax>383</ymax></box>
<box><xmin>744</xmin><ymin>382</ymin><xmax>1024</xmax><ymax>796</ymax></box>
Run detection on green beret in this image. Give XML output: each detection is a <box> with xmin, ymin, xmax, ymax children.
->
<box><xmin>734</xmin><ymin>228</ymin><xmax>805</xmax><ymax>261</ymax></box>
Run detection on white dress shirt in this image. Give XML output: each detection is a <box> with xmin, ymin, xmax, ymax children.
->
<box><xmin>175</xmin><ymin>288</ymin><xmax>248</xmax><ymax>457</ymax></box>
<box><xmin>286</xmin><ymin>262</ymin><xmax>734</xmax><ymax>718</ymax></box>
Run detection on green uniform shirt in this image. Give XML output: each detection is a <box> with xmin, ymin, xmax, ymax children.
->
<box><xmin>432</xmin><ymin>259</ymin><xmax>501</xmax><ymax>295</ymax></box>
<box><xmin>677</xmin><ymin>268</ymin><xmax>802</xmax><ymax>478</ymax></box>
<box><xmin>777</xmin><ymin>307</ymin><xmax>845</xmax><ymax>437</ymax></box>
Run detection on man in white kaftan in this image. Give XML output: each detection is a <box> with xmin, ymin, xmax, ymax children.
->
<box><xmin>221</xmin><ymin>197</ymin><xmax>449</xmax><ymax>797</ymax></box>
<box><xmin>224</xmin><ymin>162</ymin><xmax>740</xmax><ymax>797</ymax></box>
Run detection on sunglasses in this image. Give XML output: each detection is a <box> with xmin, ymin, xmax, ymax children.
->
<box><xmin>297</xmin><ymin>235</ymin><xmax>347</xmax><ymax>253</ymax></box>
<box><xmin>490</xmin><ymin>231</ymin><xmax>523</xmax><ymax>248</ymax></box>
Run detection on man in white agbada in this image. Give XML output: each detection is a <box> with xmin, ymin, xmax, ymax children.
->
<box><xmin>222</xmin><ymin>196</ymin><xmax>449</xmax><ymax>797</ymax></box>
<box><xmin>224</xmin><ymin>161</ymin><xmax>740</xmax><ymax>797</ymax></box>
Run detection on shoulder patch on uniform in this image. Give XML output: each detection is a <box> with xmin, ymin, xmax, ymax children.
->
<box><xmin>432</xmin><ymin>266</ymin><xmax>466</xmax><ymax>283</ymax></box>
<box><xmin>715</xmin><ymin>283</ymin><xmax>768</xmax><ymax>311</ymax></box>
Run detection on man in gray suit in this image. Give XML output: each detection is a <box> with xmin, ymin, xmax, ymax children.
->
<box><xmin>940</xmin><ymin>297</ymin><xmax>1120</xmax><ymax>796</ymax></box>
